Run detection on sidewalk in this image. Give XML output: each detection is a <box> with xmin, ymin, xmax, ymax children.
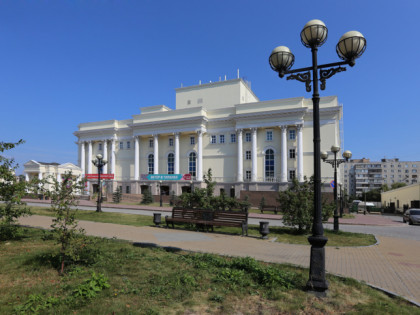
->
<box><xmin>18</xmin><ymin>214</ymin><xmax>420</xmax><ymax>306</ymax></box>
<box><xmin>23</xmin><ymin>198</ymin><xmax>402</xmax><ymax>226</ymax></box>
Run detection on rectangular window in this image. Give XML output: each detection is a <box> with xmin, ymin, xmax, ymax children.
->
<box><xmin>126</xmin><ymin>141</ymin><xmax>131</xmax><ymax>149</ymax></box>
<box><xmin>98</xmin><ymin>143</ymin><xmax>103</xmax><ymax>151</ymax></box>
<box><xmin>190</xmin><ymin>136</ymin><xmax>195</xmax><ymax>145</ymax></box>
<box><xmin>210</xmin><ymin>135</ymin><xmax>216</xmax><ymax>144</ymax></box>
<box><xmin>289</xmin><ymin>170</ymin><xmax>296</xmax><ymax>180</ymax></box>
<box><xmin>245</xmin><ymin>150</ymin><xmax>251</xmax><ymax>160</ymax></box>
<box><xmin>246</xmin><ymin>170</ymin><xmax>251</xmax><ymax>180</ymax></box>
<box><xmin>231</xmin><ymin>133</ymin><xmax>236</xmax><ymax>143</ymax></box>
<box><xmin>169</xmin><ymin>138</ymin><xmax>174</xmax><ymax>147</ymax></box>
<box><xmin>245</xmin><ymin>132</ymin><xmax>251</xmax><ymax>142</ymax></box>
<box><xmin>149</xmin><ymin>139</ymin><xmax>153</xmax><ymax>148</ymax></box>
<box><xmin>266</xmin><ymin>130</ymin><xmax>273</xmax><ymax>141</ymax></box>
<box><xmin>126</xmin><ymin>186</ymin><xmax>130</xmax><ymax>194</ymax></box>
<box><xmin>119</xmin><ymin>142</ymin><xmax>124</xmax><ymax>150</ymax></box>
<box><xmin>289</xmin><ymin>129</ymin><xmax>296</xmax><ymax>140</ymax></box>
<box><xmin>219</xmin><ymin>134</ymin><xmax>225</xmax><ymax>144</ymax></box>
<box><xmin>289</xmin><ymin>149</ymin><xmax>296</xmax><ymax>159</ymax></box>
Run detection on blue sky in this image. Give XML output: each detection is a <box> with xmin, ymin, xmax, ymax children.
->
<box><xmin>1</xmin><ymin>0</ymin><xmax>419</xmax><ymax>175</ymax></box>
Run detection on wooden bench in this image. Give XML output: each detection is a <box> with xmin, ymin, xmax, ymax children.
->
<box><xmin>165</xmin><ymin>207</ymin><xmax>248</xmax><ymax>236</ymax></box>
<box><xmin>211</xmin><ymin>211</ymin><xmax>248</xmax><ymax>236</ymax></box>
<box><xmin>260</xmin><ymin>205</ymin><xmax>278</xmax><ymax>214</ymax></box>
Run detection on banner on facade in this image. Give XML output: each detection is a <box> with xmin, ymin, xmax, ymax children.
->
<box><xmin>86</xmin><ymin>174</ymin><xmax>114</xmax><ymax>180</ymax></box>
<box><xmin>141</xmin><ymin>174</ymin><xmax>192</xmax><ymax>181</ymax></box>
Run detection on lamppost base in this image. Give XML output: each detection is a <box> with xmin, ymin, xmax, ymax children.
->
<box><xmin>307</xmin><ymin>235</ymin><xmax>329</xmax><ymax>295</ymax></box>
<box><xmin>333</xmin><ymin>215</ymin><xmax>339</xmax><ymax>232</ymax></box>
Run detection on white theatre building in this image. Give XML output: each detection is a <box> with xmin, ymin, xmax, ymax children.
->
<box><xmin>74</xmin><ymin>78</ymin><xmax>341</xmax><ymax>197</ymax></box>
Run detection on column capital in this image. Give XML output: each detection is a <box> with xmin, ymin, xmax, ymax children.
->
<box><xmin>296</xmin><ymin>124</ymin><xmax>304</xmax><ymax>131</ymax></box>
<box><xmin>251</xmin><ymin>127</ymin><xmax>257</xmax><ymax>133</ymax></box>
<box><xmin>280</xmin><ymin>125</ymin><xmax>288</xmax><ymax>131</ymax></box>
<box><xmin>236</xmin><ymin>128</ymin><xmax>243</xmax><ymax>135</ymax></box>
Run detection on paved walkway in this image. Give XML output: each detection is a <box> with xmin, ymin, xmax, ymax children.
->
<box><xmin>18</xmin><ymin>212</ymin><xmax>420</xmax><ymax>306</ymax></box>
<box><xmin>22</xmin><ymin>198</ymin><xmax>404</xmax><ymax>225</ymax></box>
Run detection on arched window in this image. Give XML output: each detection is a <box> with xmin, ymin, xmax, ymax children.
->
<box><xmin>189</xmin><ymin>152</ymin><xmax>196</xmax><ymax>177</ymax></box>
<box><xmin>265</xmin><ymin>149</ymin><xmax>275</xmax><ymax>180</ymax></box>
<box><xmin>148</xmin><ymin>154</ymin><xmax>154</xmax><ymax>174</ymax></box>
<box><xmin>168</xmin><ymin>153</ymin><xmax>174</xmax><ymax>174</ymax></box>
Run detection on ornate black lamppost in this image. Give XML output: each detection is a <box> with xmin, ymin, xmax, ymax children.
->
<box><xmin>321</xmin><ymin>146</ymin><xmax>352</xmax><ymax>232</ymax></box>
<box><xmin>269</xmin><ymin>19</ymin><xmax>366</xmax><ymax>295</ymax></box>
<box><xmin>92</xmin><ymin>154</ymin><xmax>108</xmax><ymax>212</ymax></box>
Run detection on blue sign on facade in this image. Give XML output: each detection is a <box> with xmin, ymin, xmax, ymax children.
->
<box><xmin>147</xmin><ymin>174</ymin><xmax>183</xmax><ymax>181</ymax></box>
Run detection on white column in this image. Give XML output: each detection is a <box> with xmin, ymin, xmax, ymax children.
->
<box><xmin>38</xmin><ymin>172</ymin><xmax>42</xmax><ymax>180</ymax></box>
<box><xmin>80</xmin><ymin>142</ymin><xmax>85</xmax><ymax>174</ymax></box>
<box><xmin>111</xmin><ymin>139</ymin><xmax>116</xmax><ymax>175</ymax></box>
<box><xmin>88</xmin><ymin>141</ymin><xmax>93</xmax><ymax>174</ymax></box>
<box><xmin>134</xmin><ymin>136</ymin><xmax>140</xmax><ymax>180</ymax></box>
<box><xmin>297</xmin><ymin>124</ymin><xmax>304</xmax><ymax>182</ymax></box>
<box><xmin>197</xmin><ymin>130</ymin><xmax>203</xmax><ymax>181</ymax></box>
<box><xmin>281</xmin><ymin>126</ymin><xmax>288</xmax><ymax>182</ymax></box>
<box><xmin>153</xmin><ymin>135</ymin><xmax>159</xmax><ymax>174</ymax></box>
<box><xmin>251</xmin><ymin>128</ymin><xmax>257</xmax><ymax>182</ymax></box>
<box><xmin>102</xmin><ymin>141</ymin><xmax>108</xmax><ymax>174</ymax></box>
<box><xmin>174</xmin><ymin>133</ymin><xmax>180</xmax><ymax>174</ymax></box>
<box><xmin>25</xmin><ymin>173</ymin><xmax>29</xmax><ymax>181</ymax></box>
<box><xmin>237</xmin><ymin>129</ymin><xmax>243</xmax><ymax>182</ymax></box>
<box><xmin>57</xmin><ymin>173</ymin><xmax>62</xmax><ymax>182</ymax></box>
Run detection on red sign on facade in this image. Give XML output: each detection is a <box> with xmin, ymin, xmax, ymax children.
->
<box><xmin>85</xmin><ymin>174</ymin><xmax>114</xmax><ymax>180</ymax></box>
<box><xmin>182</xmin><ymin>174</ymin><xmax>192</xmax><ymax>180</ymax></box>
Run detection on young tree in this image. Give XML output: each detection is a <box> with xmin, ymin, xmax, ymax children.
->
<box><xmin>0</xmin><ymin>140</ymin><xmax>31</xmax><ymax>241</ymax></box>
<box><xmin>112</xmin><ymin>186</ymin><xmax>122</xmax><ymax>203</ymax></box>
<box><xmin>141</xmin><ymin>187</ymin><xmax>153</xmax><ymax>204</ymax></box>
<box><xmin>46</xmin><ymin>171</ymin><xmax>86</xmax><ymax>274</ymax></box>
<box><xmin>203</xmin><ymin>168</ymin><xmax>216</xmax><ymax>198</ymax></box>
<box><xmin>259</xmin><ymin>196</ymin><xmax>266</xmax><ymax>211</ymax></box>
<box><xmin>277</xmin><ymin>177</ymin><xmax>334</xmax><ymax>233</ymax></box>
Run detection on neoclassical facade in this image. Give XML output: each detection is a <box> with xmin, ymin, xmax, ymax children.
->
<box><xmin>74</xmin><ymin>79</ymin><xmax>341</xmax><ymax>196</ymax></box>
<box><xmin>24</xmin><ymin>160</ymin><xmax>82</xmax><ymax>191</ymax></box>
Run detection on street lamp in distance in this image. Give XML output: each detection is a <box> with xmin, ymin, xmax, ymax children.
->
<box><xmin>321</xmin><ymin>146</ymin><xmax>352</xmax><ymax>232</ymax></box>
<box><xmin>92</xmin><ymin>154</ymin><xmax>108</xmax><ymax>212</ymax></box>
<box><xmin>159</xmin><ymin>180</ymin><xmax>163</xmax><ymax>207</ymax></box>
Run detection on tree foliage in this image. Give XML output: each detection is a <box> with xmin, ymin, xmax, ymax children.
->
<box><xmin>112</xmin><ymin>186</ymin><xmax>122</xmax><ymax>203</ymax></box>
<box><xmin>0</xmin><ymin>140</ymin><xmax>31</xmax><ymax>241</ymax></box>
<box><xmin>277</xmin><ymin>177</ymin><xmax>334</xmax><ymax>233</ymax></box>
<box><xmin>45</xmin><ymin>171</ymin><xmax>87</xmax><ymax>274</ymax></box>
<box><xmin>141</xmin><ymin>187</ymin><xmax>153</xmax><ymax>204</ymax></box>
<box><xmin>178</xmin><ymin>169</ymin><xmax>248</xmax><ymax>211</ymax></box>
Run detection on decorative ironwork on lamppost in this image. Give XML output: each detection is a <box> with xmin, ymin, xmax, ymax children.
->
<box><xmin>269</xmin><ymin>19</ymin><xmax>366</xmax><ymax>295</ymax></box>
<box><xmin>321</xmin><ymin>146</ymin><xmax>352</xmax><ymax>232</ymax></box>
<box><xmin>92</xmin><ymin>154</ymin><xmax>108</xmax><ymax>212</ymax></box>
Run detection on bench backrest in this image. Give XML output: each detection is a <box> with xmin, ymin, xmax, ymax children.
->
<box><xmin>213</xmin><ymin>211</ymin><xmax>248</xmax><ymax>224</ymax></box>
<box><xmin>171</xmin><ymin>207</ymin><xmax>196</xmax><ymax>220</ymax></box>
<box><xmin>262</xmin><ymin>205</ymin><xmax>277</xmax><ymax>210</ymax></box>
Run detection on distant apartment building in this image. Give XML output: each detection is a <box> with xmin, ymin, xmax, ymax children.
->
<box><xmin>341</xmin><ymin>158</ymin><xmax>420</xmax><ymax>197</ymax></box>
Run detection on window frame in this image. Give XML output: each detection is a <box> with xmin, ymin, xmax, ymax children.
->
<box><xmin>289</xmin><ymin>129</ymin><xmax>296</xmax><ymax>140</ymax></box>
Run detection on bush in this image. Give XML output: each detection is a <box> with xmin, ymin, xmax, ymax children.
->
<box><xmin>141</xmin><ymin>188</ymin><xmax>153</xmax><ymax>205</ymax></box>
<box><xmin>277</xmin><ymin>177</ymin><xmax>334</xmax><ymax>233</ymax></box>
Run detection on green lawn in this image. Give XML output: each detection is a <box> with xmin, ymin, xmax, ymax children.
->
<box><xmin>29</xmin><ymin>207</ymin><xmax>376</xmax><ymax>247</ymax></box>
<box><xmin>0</xmin><ymin>228</ymin><xmax>418</xmax><ymax>315</ymax></box>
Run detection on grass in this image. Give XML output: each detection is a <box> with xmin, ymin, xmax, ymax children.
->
<box><xmin>29</xmin><ymin>206</ymin><xmax>377</xmax><ymax>247</ymax></box>
<box><xmin>0</xmin><ymin>227</ymin><xmax>418</xmax><ymax>315</ymax></box>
